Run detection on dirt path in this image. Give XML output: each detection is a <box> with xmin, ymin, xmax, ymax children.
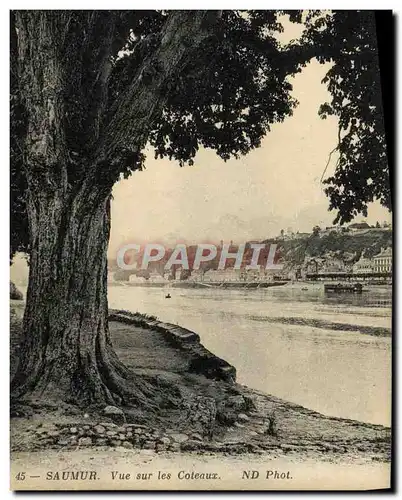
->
<box><xmin>110</xmin><ymin>320</ymin><xmax>190</xmax><ymax>373</ymax></box>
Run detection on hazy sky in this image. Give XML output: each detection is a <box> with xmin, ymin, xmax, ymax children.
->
<box><xmin>109</xmin><ymin>18</ymin><xmax>391</xmax><ymax>255</ymax></box>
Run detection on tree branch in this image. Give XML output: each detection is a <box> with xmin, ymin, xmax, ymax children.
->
<box><xmin>95</xmin><ymin>10</ymin><xmax>222</xmax><ymax>174</ymax></box>
<box><xmin>320</xmin><ymin>146</ymin><xmax>338</xmax><ymax>184</ymax></box>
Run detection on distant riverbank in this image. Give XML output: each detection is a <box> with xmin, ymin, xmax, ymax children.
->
<box><xmin>108</xmin><ymin>279</ymin><xmax>392</xmax><ymax>290</ymax></box>
<box><xmin>109</xmin><ymin>280</ymin><xmax>289</xmax><ymax>289</ymax></box>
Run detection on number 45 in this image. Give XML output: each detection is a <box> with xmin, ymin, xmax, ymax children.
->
<box><xmin>15</xmin><ymin>472</ymin><xmax>25</xmax><ymax>481</ymax></box>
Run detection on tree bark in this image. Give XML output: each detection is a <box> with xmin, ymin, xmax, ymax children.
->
<box><xmin>13</xmin><ymin>189</ymin><xmax>110</xmax><ymax>404</ymax></box>
<box><xmin>12</xmin><ymin>185</ymin><xmax>160</xmax><ymax>407</ymax></box>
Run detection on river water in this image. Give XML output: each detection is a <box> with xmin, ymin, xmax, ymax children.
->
<box><xmin>108</xmin><ymin>283</ymin><xmax>392</xmax><ymax>426</ymax></box>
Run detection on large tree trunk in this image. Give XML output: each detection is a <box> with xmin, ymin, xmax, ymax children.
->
<box><xmin>13</xmin><ymin>187</ymin><xmax>106</xmax><ymax>403</ymax></box>
<box><xmin>11</xmin><ymin>10</ymin><xmax>221</xmax><ymax>408</ymax></box>
<box><xmin>11</xmin><ymin>186</ymin><xmax>152</xmax><ymax>407</ymax></box>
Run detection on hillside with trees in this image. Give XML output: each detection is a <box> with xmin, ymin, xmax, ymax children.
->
<box><xmin>271</xmin><ymin>229</ymin><xmax>392</xmax><ymax>269</ymax></box>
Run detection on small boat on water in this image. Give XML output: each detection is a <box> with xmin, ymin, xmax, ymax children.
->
<box><xmin>324</xmin><ymin>283</ymin><xmax>363</xmax><ymax>294</ymax></box>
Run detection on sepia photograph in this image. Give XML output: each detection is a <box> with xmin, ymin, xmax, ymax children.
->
<box><xmin>9</xmin><ymin>8</ymin><xmax>392</xmax><ymax>491</ymax></box>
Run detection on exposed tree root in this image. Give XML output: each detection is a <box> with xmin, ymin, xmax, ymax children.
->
<box><xmin>11</xmin><ymin>339</ymin><xmax>190</xmax><ymax>427</ymax></box>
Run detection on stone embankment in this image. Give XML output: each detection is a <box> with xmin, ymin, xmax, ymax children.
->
<box><xmin>24</xmin><ymin>418</ymin><xmax>266</xmax><ymax>455</ymax></box>
<box><xmin>108</xmin><ymin>309</ymin><xmax>236</xmax><ymax>383</ymax></box>
<box><xmin>13</xmin><ymin>399</ymin><xmax>391</xmax><ymax>462</ymax></box>
<box><xmin>28</xmin><ymin>420</ymin><xmax>202</xmax><ymax>453</ymax></box>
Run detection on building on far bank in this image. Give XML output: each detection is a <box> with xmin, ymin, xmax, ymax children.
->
<box><xmin>129</xmin><ymin>274</ymin><xmax>146</xmax><ymax>283</ymax></box>
<box><xmin>373</xmin><ymin>247</ymin><xmax>392</xmax><ymax>274</ymax></box>
<box><xmin>188</xmin><ymin>269</ymin><xmax>205</xmax><ymax>282</ymax></box>
<box><xmin>148</xmin><ymin>270</ymin><xmax>166</xmax><ymax>282</ymax></box>
<box><xmin>201</xmin><ymin>267</ymin><xmax>277</xmax><ymax>283</ymax></box>
<box><xmin>321</xmin><ymin>226</ymin><xmax>343</xmax><ymax>236</ymax></box>
<box><xmin>287</xmin><ymin>267</ymin><xmax>302</xmax><ymax>281</ymax></box>
<box><xmin>348</xmin><ymin>222</ymin><xmax>370</xmax><ymax>232</ymax></box>
<box><xmin>293</xmin><ymin>232</ymin><xmax>310</xmax><ymax>240</ymax></box>
<box><xmin>352</xmin><ymin>256</ymin><xmax>374</xmax><ymax>274</ymax></box>
<box><xmin>322</xmin><ymin>257</ymin><xmax>345</xmax><ymax>273</ymax></box>
<box><xmin>204</xmin><ymin>268</ymin><xmax>239</xmax><ymax>282</ymax></box>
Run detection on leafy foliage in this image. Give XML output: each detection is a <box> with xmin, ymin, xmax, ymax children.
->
<box><xmin>148</xmin><ymin>11</ymin><xmax>305</xmax><ymax>165</ymax></box>
<box><xmin>303</xmin><ymin>10</ymin><xmax>390</xmax><ymax>223</ymax></box>
<box><xmin>108</xmin><ymin>11</ymin><xmax>305</xmax><ymax>169</ymax></box>
<box><xmin>10</xmin><ymin>10</ymin><xmax>391</xmax><ymax>259</ymax></box>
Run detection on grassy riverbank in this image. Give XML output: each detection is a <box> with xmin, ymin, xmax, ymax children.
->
<box><xmin>10</xmin><ymin>300</ymin><xmax>391</xmax><ymax>465</ymax></box>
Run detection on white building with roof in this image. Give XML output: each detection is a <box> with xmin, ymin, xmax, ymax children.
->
<box><xmin>129</xmin><ymin>274</ymin><xmax>146</xmax><ymax>283</ymax></box>
<box><xmin>353</xmin><ymin>257</ymin><xmax>374</xmax><ymax>274</ymax></box>
<box><xmin>204</xmin><ymin>268</ymin><xmax>240</xmax><ymax>282</ymax></box>
<box><xmin>373</xmin><ymin>248</ymin><xmax>392</xmax><ymax>273</ymax></box>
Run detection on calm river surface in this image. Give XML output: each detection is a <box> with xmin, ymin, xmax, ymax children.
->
<box><xmin>108</xmin><ymin>283</ymin><xmax>392</xmax><ymax>427</ymax></box>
